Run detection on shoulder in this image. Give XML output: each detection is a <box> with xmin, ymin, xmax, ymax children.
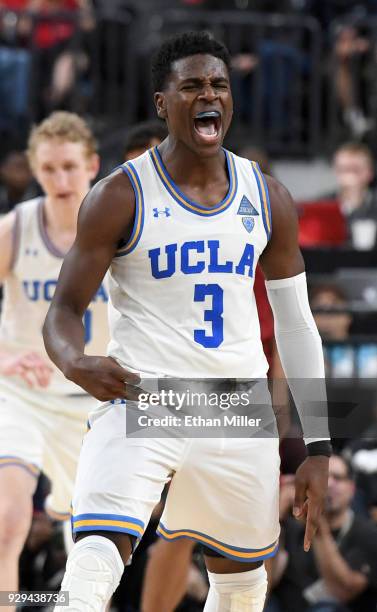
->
<box><xmin>350</xmin><ymin>516</ymin><xmax>377</xmax><ymax>543</ymax></box>
<box><xmin>265</xmin><ymin>175</ymin><xmax>296</xmax><ymax>214</ymax></box>
<box><xmin>79</xmin><ymin>169</ymin><xmax>135</xmax><ymax>221</ymax></box>
<box><xmin>76</xmin><ymin>169</ymin><xmax>136</xmax><ymax>246</ymax></box>
<box><xmin>0</xmin><ymin>210</ymin><xmax>18</xmax><ymax>280</ymax></box>
<box><xmin>263</xmin><ymin>175</ymin><xmax>298</xmax><ymax>238</ymax></box>
<box><xmin>0</xmin><ymin>209</ymin><xmax>17</xmax><ymax>239</ymax></box>
<box><xmin>87</xmin><ymin>168</ymin><xmax>135</xmax><ymax>205</ymax></box>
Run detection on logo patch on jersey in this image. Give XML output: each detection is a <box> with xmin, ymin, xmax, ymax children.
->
<box><xmin>153</xmin><ymin>207</ymin><xmax>171</xmax><ymax>218</ymax></box>
<box><xmin>242</xmin><ymin>217</ymin><xmax>255</xmax><ymax>233</ymax></box>
<box><xmin>237</xmin><ymin>196</ymin><xmax>259</xmax><ymax>217</ymax></box>
<box><xmin>25</xmin><ymin>248</ymin><xmax>38</xmax><ymax>256</ymax></box>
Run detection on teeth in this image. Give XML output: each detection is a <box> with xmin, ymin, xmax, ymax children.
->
<box><xmin>195</xmin><ymin>111</ymin><xmax>220</xmax><ymax>119</ymax></box>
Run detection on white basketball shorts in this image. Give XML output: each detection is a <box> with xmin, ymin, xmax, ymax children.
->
<box><xmin>71</xmin><ymin>393</ymin><xmax>281</xmax><ymax>562</ymax></box>
<box><xmin>0</xmin><ymin>376</ymin><xmax>96</xmax><ymax>519</ymax></box>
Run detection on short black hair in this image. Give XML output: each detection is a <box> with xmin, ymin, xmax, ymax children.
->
<box><xmin>151</xmin><ymin>30</ymin><xmax>231</xmax><ymax>92</ymax></box>
<box><xmin>124</xmin><ymin>120</ymin><xmax>168</xmax><ymax>156</ymax></box>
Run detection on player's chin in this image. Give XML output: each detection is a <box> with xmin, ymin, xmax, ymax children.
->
<box><xmin>191</xmin><ymin>131</ymin><xmax>223</xmax><ymax>156</ymax></box>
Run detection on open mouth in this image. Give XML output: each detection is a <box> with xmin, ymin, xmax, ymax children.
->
<box><xmin>193</xmin><ymin>111</ymin><xmax>221</xmax><ymax>141</ymax></box>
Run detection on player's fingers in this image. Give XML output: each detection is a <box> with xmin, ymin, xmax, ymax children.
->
<box><xmin>32</xmin><ymin>366</ymin><xmax>52</xmax><ymax>387</ymax></box>
<box><xmin>20</xmin><ymin>355</ymin><xmax>52</xmax><ymax>378</ymax></box>
<box><xmin>293</xmin><ymin>475</ymin><xmax>307</xmax><ymax>518</ymax></box>
<box><xmin>107</xmin><ymin>357</ymin><xmax>141</xmax><ymax>385</ymax></box>
<box><xmin>22</xmin><ymin>353</ymin><xmax>53</xmax><ymax>371</ymax></box>
<box><xmin>18</xmin><ymin>368</ymin><xmax>36</xmax><ymax>388</ymax></box>
<box><xmin>304</xmin><ymin>500</ymin><xmax>321</xmax><ymax>552</ymax></box>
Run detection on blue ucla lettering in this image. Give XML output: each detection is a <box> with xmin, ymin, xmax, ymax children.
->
<box><xmin>207</xmin><ymin>240</ymin><xmax>233</xmax><ymax>273</ymax></box>
<box><xmin>181</xmin><ymin>241</ymin><xmax>205</xmax><ymax>275</ymax></box>
<box><xmin>149</xmin><ymin>244</ymin><xmax>177</xmax><ymax>279</ymax></box>
<box><xmin>148</xmin><ymin>241</ymin><xmax>254</xmax><ymax>279</ymax></box>
<box><xmin>235</xmin><ymin>244</ymin><xmax>254</xmax><ymax>277</ymax></box>
<box><xmin>22</xmin><ymin>279</ymin><xmax>108</xmax><ymax>303</ymax></box>
<box><xmin>22</xmin><ymin>280</ymin><xmax>40</xmax><ymax>301</ymax></box>
<box><xmin>23</xmin><ymin>279</ymin><xmax>57</xmax><ymax>302</ymax></box>
<box><xmin>44</xmin><ymin>280</ymin><xmax>57</xmax><ymax>301</ymax></box>
<box><xmin>93</xmin><ymin>284</ymin><xmax>108</xmax><ymax>303</ymax></box>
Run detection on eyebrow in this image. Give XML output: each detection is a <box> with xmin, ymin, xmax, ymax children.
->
<box><xmin>180</xmin><ymin>76</ymin><xmax>229</xmax><ymax>85</ymax></box>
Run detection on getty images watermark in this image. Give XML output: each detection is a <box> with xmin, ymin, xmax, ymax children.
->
<box><xmin>108</xmin><ymin>377</ymin><xmax>373</xmax><ymax>440</ymax></box>
<box><xmin>116</xmin><ymin>379</ymin><xmax>280</xmax><ymax>438</ymax></box>
<box><xmin>136</xmin><ymin>387</ymin><xmax>263</xmax><ymax>429</ymax></box>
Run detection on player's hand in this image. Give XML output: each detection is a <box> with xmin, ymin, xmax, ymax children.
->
<box><xmin>66</xmin><ymin>355</ymin><xmax>141</xmax><ymax>401</ymax></box>
<box><xmin>293</xmin><ymin>455</ymin><xmax>329</xmax><ymax>552</ymax></box>
<box><xmin>0</xmin><ymin>351</ymin><xmax>53</xmax><ymax>388</ymax></box>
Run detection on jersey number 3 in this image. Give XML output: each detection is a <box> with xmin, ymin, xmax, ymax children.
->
<box><xmin>194</xmin><ymin>284</ymin><xmax>224</xmax><ymax>348</ymax></box>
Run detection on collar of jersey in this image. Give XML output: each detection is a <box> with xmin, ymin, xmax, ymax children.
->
<box><xmin>149</xmin><ymin>146</ymin><xmax>237</xmax><ymax>216</ymax></box>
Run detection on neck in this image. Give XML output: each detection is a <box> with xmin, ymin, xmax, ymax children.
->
<box><xmin>327</xmin><ymin>507</ymin><xmax>351</xmax><ymax>530</ymax></box>
<box><xmin>43</xmin><ymin>196</ymin><xmax>80</xmax><ymax>233</ymax></box>
<box><xmin>339</xmin><ymin>186</ymin><xmax>368</xmax><ymax>209</ymax></box>
<box><xmin>158</xmin><ymin>140</ymin><xmax>226</xmax><ymax>186</ymax></box>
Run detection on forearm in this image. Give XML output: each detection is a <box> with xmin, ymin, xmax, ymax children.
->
<box><xmin>266</xmin><ymin>272</ymin><xmax>330</xmax><ymax>446</ymax></box>
<box><xmin>43</xmin><ymin>305</ymin><xmax>86</xmax><ymax>378</ymax></box>
<box><xmin>313</xmin><ymin>533</ymin><xmax>365</xmax><ymax>600</ymax></box>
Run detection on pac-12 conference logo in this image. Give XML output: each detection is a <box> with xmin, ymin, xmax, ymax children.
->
<box><xmin>237</xmin><ymin>195</ymin><xmax>258</xmax><ymax>234</ymax></box>
<box><xmin>242</xmin><ymin>217</ymin><xmax>255</xmax><ymax>233</ymax></box>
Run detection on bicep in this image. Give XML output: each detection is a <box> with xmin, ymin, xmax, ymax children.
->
<box><xmin>52</xmin><ymin>172</ymin><xmax>135</xmax><ymax>315</ymax></box>
<box><xmin>53</xmin><ymin>238</ymin><xmax>114</xmax><ymax>316</ymax></box>
<box><xmin>259</xmin><ymin>176</ymin><xmax>305</xmax><ymax>280</ymax></box>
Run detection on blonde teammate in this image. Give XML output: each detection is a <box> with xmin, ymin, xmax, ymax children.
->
<box><xmin>0</xmin><ymin>112</ymin><xmax>108</xmax><ymax>608</ymax></box>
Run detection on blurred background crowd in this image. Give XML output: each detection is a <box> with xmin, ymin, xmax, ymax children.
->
<box><xmin>0</xmin><ymin>1</ymin><xmax>377</xmax><ymax>611</ymax></box>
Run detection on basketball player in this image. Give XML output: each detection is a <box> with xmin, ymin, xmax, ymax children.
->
<box><xmin>0</xmin><ymin>112</ymin><xmax>108</xmax><ymax>607</ymax></box>
<box><xmin>123</xmin><ymin>120</ymin><xmax>168</xmax><ymax>161</ymax></box>
<box><xmin>44</xmin><ymin>32</ymin><xmax>331</xmax><ymax>612</ymax></box>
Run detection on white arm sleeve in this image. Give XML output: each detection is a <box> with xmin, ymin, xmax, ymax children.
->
<box><xmin>266</xmin><ymin>272</ymin><xmax>330</xmax><ymax>444</ymax></box>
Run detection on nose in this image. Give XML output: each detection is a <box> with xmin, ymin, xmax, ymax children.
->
<box><xmin>53</xmin><ymin>170</ymin><xmax>69</xmax><ymax>191</ymax></box>
<box><xmin>198</xmin><ymin>83</ymin><xmax>218</xmax><ymax>101</ymax></box>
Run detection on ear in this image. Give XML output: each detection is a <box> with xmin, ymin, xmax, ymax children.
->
<box><xmin>88</xmin><ymin>153</ymin><xmax>100</xmax><ymax>180</ymax></box>
<box><xmin>154</xmin><ymin>92</ymin><xmax>167</xmax><ymax>120</ymax></box>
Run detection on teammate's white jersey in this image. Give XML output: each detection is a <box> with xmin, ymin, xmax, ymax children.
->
<box><xmin>108</xmin><ymin>147</ymin><xmax>272</xmax><ymax>378</ymax></box>
<box><xmin>0</xmin><ymin>197</ymin><xmax>109</xmax><ymax>395</ymax></box>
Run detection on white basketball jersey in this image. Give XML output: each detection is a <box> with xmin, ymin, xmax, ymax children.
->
<box><xmin>0</xmin><ymin>197</ymin><xmax>109</xmax><ymax>394</ymax></box>
<box><xmin>107</xmin><ymin>148</ymin><xmax>272</xmax><ymax>378</ymax></box>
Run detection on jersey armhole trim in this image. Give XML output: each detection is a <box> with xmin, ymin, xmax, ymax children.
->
<box><xmin>250</xmin><ymin>161</ymin><xmax>272</xmax><ymax>240</ymax></box>
<box><xmin>115</xmin><ymin>162</ymin><xmax>144</xmax><ymax>257</ymax></box>
<box><xmin>9</xmin><ymin>207</ymin><xmax>21</xmax><ymax>271</ymax></box>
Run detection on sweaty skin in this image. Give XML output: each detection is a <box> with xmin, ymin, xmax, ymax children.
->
<box><xmin>43</xmin><ymin>53</ymin><xmax>328</xmax><ymax>568</ymax></box>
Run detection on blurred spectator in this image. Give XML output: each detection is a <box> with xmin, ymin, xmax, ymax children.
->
<box><xmin>307</xmin><ymin>0</ymin><xmax>377</xmax><ymax>33</ymax></box>
<box><xmin>0</xmin><ymin>0</ymin><xmax>95</xmax><ymax>137</ymax></box>
<box><xmin>0</xmin><ymin>150</ymin><xmax>36</xmax><ymax>214</ymax></box>
<box><xmin>123</xmin><ymin>119</ymin><xmax>168</xmax><ymax>161</ymax></box>
<box><xmin>237</xmin><ymin>144</ymin><xmax>273</xmax><ymax>175</ymax></box>
<box><xmin>333</xmin><ymin>26</ymin><xmax>373</xmax><ymax>139</ymax></box>
<box><xmin>0</xmin><ymin>1</ymin><xmax>32</xmax><ymax>141</ymax></box>
<box><xmin>299</xmin><ymin>142</ymin><xmax>377</xmax><ymax>249</ymax></box>
<box><xmin>344</xmin><ymin>426</ymin><xmax>377</xmax><ymax>522</ymax></box>
<box><xmin>310</xmin><ymin>283</ymin><xmax>377</xmax><ymax>378</ymax></box>
<box><xmin>311</xmin><ymin>284</ymin><xmax>352</xmax><ymax>342</ymax></box>
<box><xmin>28</xmin><ymin>0</ymin><xmax>95</xmax><ymax>117</ymax></box>
<box><xmin>269</xmin><ymin>454</ymin><xmax>377</xmax><ymax>612</ymax></box>
<box><xmin>332</xmin><ymin>143</ymin><xmax>377</xmax><ymax>248</ymax></box>
<box><xmin>297</xmin><ymin>199</ymin><xmax>347</xmax><ymax>247</ymax></box>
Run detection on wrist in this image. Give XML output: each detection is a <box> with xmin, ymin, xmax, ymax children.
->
<box><xmin>306</xmin><ymin>440</ymin><xmax>332</xmax><ymax>457</ymax></box>
<box><xmin>62</xmin><ymin>352</ymin><xmax>86</xmax><ymax>381</ymax></box>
